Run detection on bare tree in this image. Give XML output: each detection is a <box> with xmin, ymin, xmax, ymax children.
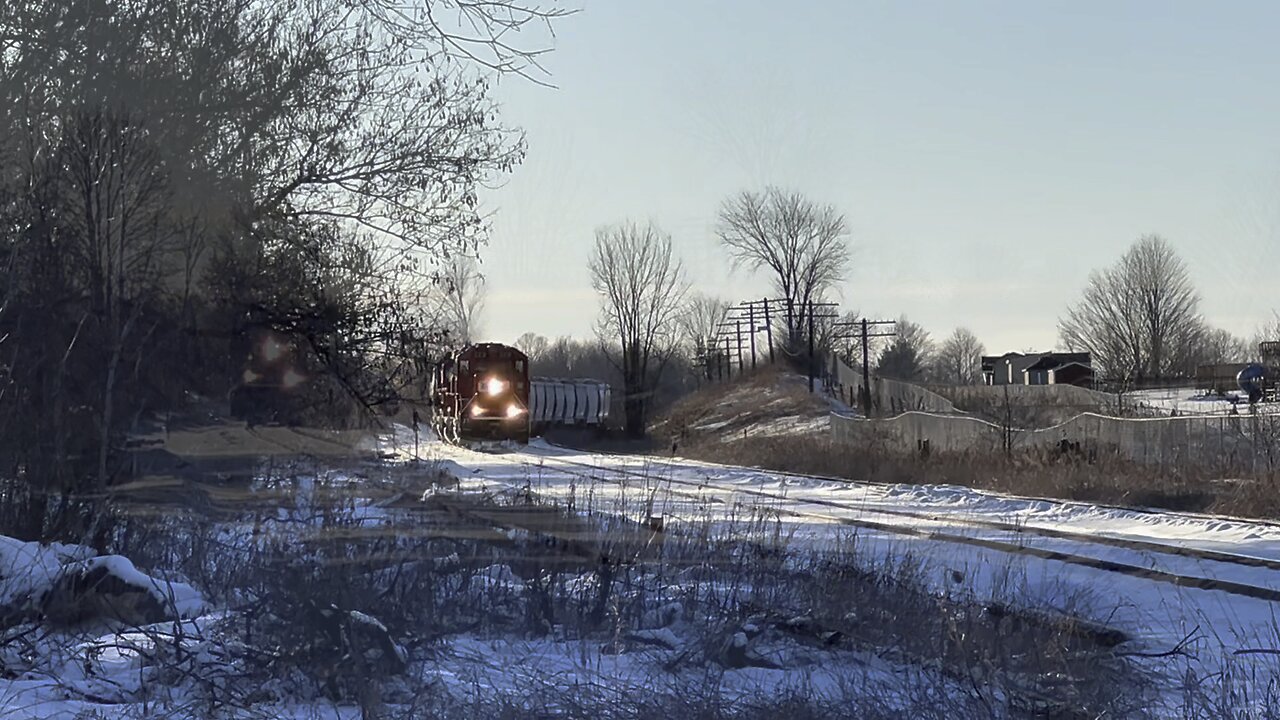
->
<box><xmin>828</xmin><ymin>310</ymin><xmax>861</xmax><ymax>367</ymax></box>
<box><xmin>355</xmin><ymin>0</ymin><xmax>576</xmax><ymax>85</ymax></box>
<box><xmin>677</xmin><ymin>293</ymin><xmax>729</xmax><ymax>380</ymax></box>
<box><xmin>589</xmin><ymin>221</ymin><xmax>687</xmax><ymax>438</ymax></box>
<box><xmin>437</xmin><ymin>255</ymin><xmax>485</xmax><ymax>344</ymax></box>
<box><xmin>934</xmin><ymin>327</ymin><xmax>986</xmax><ymax>385</ymax></box>
<box><xmin>0</xmin><ymin>0</ymin><xmax>570</xmax><ymax>542</ymax></box>
<box><xmin>1059</xmin><ymin>235</ymin><xmax>1201</xmax><ymax>381</ymax></box>
<box><xmin>1174</xmin><ymin>326</ymin><xmax>1250</xmax><ymax>370</ymax></box>
<box><xmin>1253</xmin><ymin>312</ymin><xmax>1280</xmax><ymax>361</ymax></box>
<box><xmin>715</xmin><ymin>188</ymin><xmax>850</xmax><ymax>351</ymax></box>
<box><xmin>514</xmin><ymin>332</ymin><xmax>550</xmax><ymax>362</ymax></box>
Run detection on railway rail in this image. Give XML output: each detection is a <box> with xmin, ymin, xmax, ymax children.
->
<box><xmin>489</xmin><ymin>446</ymin><xmax>1280</xmax><ymax>604</ymax></box>
<box><xmin>221</xmin><ymin>425</ymin><xmax>1280</xmax><ymax>604</ymax></box>
<box><xmin>547</xmin><ymin>440</ymin><xmax>1280</xmax><ymax>532</ymax></box>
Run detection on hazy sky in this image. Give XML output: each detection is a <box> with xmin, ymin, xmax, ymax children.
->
<box><xmin>476</xmin><ymin>1</ymin><xmax>1280</xmax><ymax>353</ymax></box>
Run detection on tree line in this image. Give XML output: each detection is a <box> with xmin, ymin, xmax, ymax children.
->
<box><xmin>0</xmin><ymin>0</ymin><xmax>567</xmax><ymax>541</ymax></box>
<box><xmin>1058</xmin><ymin>234</ymin><xmax>1274</xmax><ymax>384</ymax></box>
<box><xmin>569</xmin><ymin>203</ymin><xmax>1280</xmax><ymax>438</ymax></box>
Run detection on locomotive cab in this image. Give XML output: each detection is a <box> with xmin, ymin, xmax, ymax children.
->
<box><xmin>432</xmin><ymin>343</ymin><xmax>531</xmax><ymax>443</ymax></box>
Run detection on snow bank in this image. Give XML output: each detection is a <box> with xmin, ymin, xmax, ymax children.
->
<box><xmin>0</xmin><ymin>536</ymin><xmax>205</xmax><ymax>623</ymax></box>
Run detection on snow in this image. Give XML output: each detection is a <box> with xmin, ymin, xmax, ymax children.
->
<box><xmin>5</xmin><ymin>417</ymin><xmax>1280</xmax><ymax>716</ymax></box>
<box><xmin>71</xmin><ymin>555</ymin><xmax>207</xmax><ymax>618</ymax></box>
<box><xmin>1131</xmin><ymin>386</ymin><xmax>1280</xmax><ymax>416</ymax></box>
<box><xmin>405</xmin><ymin>431</ymin><xmax>1280</xmax><ymax>690</ymax></box>
<box><xmin>0</xmin><ymin>536</ymin><xmax>93</xmax><ymax>606</ymax></box>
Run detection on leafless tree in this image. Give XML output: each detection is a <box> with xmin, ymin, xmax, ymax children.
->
<box><xmin>589</xmin><ymin>221</ymin><xmax>687</xmax><ymax>437</ymax></box>
<box><xmin>1174</xmin><ymin>326</ymin><xmax>1251</xmax><ymax>370</ymax></box>
<box><xmin>355</xmin><ymin>0</ymin><xmax>576</xmax><ymax>85</ymax></box>
<box><xmin>1059</xmin><ymin>234</ymin><xmax>1202</xmax><ymax>381</ymax></box>
<box><xmin>931</xmin><ymin>326</ymin><xmax>988</xmax><ymax>384</ymax></box>
<box><xmin>54</xmin><ymin>110</ymin><xmax>175</xmax><ymax>496</ymax></box>
<box><xmin>1253</xmin><ymin>312</ymin><xmax>1280</xmax><ymax>362</ymax></box>
<box><xmin>514</xmin><ymin>332</ymin><xmax>550</xmax><ymax>362</ymax></box>
<box><xmin>0</xmin><ymin>0</ymin><xmax>570</xmax><ymax>541</ymax></box>
<box><xmin>934</xmin><ymin>327</ymin><xmax>986</xmax><ymax>385</ymax></box>
<box><xmin>677</xmin><ymin>293</ymin><xmax>729</xmax><ymax>380</ymax></box>
<box><xmin>436</xmin><ymin>255</ymin><xmax>485</xmax><ymax>344</ymax></box>
<box><xmin>715</xmin><ymin>188</ymin><xmax>850</xmax><ymax>351</ymax></box>
<box><xmin>826</xmin><ymin>311</ymin><xmax>860</xmax><ymax>366</ymax></box>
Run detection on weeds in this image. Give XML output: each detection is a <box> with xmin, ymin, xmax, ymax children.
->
<box><xmin>1</xmin><ymin>446</ymin><xmax>1274</xmax><ymax>718</ymax></box>
<box><xmin>679</xmin><ymin>432</ymin><xmax>1280</xmax><ymax>519</ymax></box>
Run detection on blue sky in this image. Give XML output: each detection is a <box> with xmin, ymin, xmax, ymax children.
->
<box><xmin>476</xmin><ymin>1</ymin><xmax>1280</xmax><ymax>352</ymax></box>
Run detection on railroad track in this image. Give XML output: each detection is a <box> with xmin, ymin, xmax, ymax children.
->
<box><xmin>491</xmin><ymin>446</ymin><xmax>1280</xmax><ymax>604</ymax></box>
<box><xmin>550</xmin><ymin>441</ymin><xmax>1280</xmax><ymax>533</ymax></box>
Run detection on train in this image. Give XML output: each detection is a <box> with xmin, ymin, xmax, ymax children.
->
<box><xmin>429</xmin><ymin>342</ymin><xmax>611</xmax><ymax>444</ymax></box>
<box><xmin>229</xmin><ymin>324</ymin><xmax>309</xmax><ymax>424</ymax></box>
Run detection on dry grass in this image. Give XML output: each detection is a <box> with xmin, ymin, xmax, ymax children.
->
<box><xmin>57</xmin><ymin>455</ymin><xmax>1170</xmax><ymax>718</ymax></box>
<box><xmin>652</xmin><ymin>372</ymin><xmax>1280</xmax><ymax>520</ymax></box>
<box><xmin>679</xmin><ymin>432</ymin><xmax>1280</xmax><ymax>519</ymax></box>
<box><xmin>652</xmin><ymin>366</ymin><xmax>834</xmax><ymax>447</ymax></box>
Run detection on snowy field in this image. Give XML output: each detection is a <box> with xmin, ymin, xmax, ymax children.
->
<box><xmin>1</xmin><ymin>424</ymin><xmax>1279</xmax><ymax>717</ymax></box>
<box><xmin>417</xmin><ymin>431</ymin><xmax>1280</xmax><ymax>697</ymax></box>
<box><xmin>1131</xmin><ymin>386</ymin><xmax>1280</xmax><ymax>416</ymax></box>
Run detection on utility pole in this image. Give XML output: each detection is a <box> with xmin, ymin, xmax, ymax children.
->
<box><xmin>861</xmin><ymin>319</ymin><xmax>871</xmax><ymax>415</ymax></box>
<box><xmin>804</xmin><ymin>301</ymin><xmax>839</xmax><ymax>393</ymax></box>
<box><xmin>808</xmin><ymin>311</ymin><xmax>816</xmax><ymax>393</ymax></box>
<box><xmin>735</xmin><ymin>318</ymin><xmax>745</xmax><ymax>373</ymax></box>
<box><xmin>722</xmin><ymin>336</ymin><xmax>731</xmax><ymax>379</ymax></box>
<box><xmin>763</xmin><ymin>298</ymin><xmax>774</xmax><ymax>363</ymax></box>
<box><xmin>748</xmin><ymin>302</ymin><xmax>758</xmax><ymax>369</ymax></box>
<box><xmin>849</xmin><ymin>318</ymin><xmax>897</xmax><ymax>417</ymax></box>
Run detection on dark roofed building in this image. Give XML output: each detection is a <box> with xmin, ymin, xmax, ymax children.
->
<box><xmin>983</xmin><ymin>351</ymin><xmax>1093</xmax><ymax>387</ymax></box>
<box><xmin>1050</xmin><ymin>361</ymin><xmax>1095</xmax><ymax>388</ymax></box>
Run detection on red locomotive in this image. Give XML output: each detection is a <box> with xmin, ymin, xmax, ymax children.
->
<box><xmin>430</xmin><ymin>343</ymin><xmax>531</xmax><ymax>443</ymax></box>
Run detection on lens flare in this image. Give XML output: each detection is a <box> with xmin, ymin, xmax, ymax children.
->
<box><xmin>260</xmin><ymin>336</ymin><xmax>285</xmax><ymax>364</ymax></box>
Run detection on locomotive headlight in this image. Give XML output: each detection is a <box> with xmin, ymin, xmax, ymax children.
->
<box><xmin>470</xmin><ymin>405</ymin><xmax>484</xmax><ymax>417</ymax></box>
<box><xmin>506</xmin><ymin>404</ymin><xmax>525</xmax><ymax>418</ymax></box>
<box><xmin>484</xmin><ymin>377</ymin><xmax>507</xmax><ymax>396</ymax></box>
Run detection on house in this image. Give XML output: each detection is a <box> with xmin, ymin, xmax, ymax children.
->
<box><xmin>982</xmin><ymin>351</ymin><xmax>1093</xmax><ymax>387</ymax></box>
<box><xmin>1048</xmin><ymin>361</ymin><xmax>1095</xmax><ymax>387</ymax></box>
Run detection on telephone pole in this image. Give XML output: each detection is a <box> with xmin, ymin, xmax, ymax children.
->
<box><xmin>852</xmin><ymin>318</ymin><xmax>896</xmax><ymax>416</ymax></box>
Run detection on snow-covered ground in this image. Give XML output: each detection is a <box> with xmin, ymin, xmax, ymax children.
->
<box><xmin>410</xmin><ymin>430</ymin><xmax>1280</xmax><ymax>689</ymax></box>
<box><xmin>6</xmin><ymin>421</ymin><xmax>1280</xmax><ymax>717</ymax></box>
<box><xmin>1131</xmin><ymin>386</ymin><xmax>1280</xmax><ymax>416</ymax></box>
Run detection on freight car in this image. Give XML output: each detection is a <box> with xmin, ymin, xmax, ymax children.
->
<box><xmin>430</xmin><ymin>343</ymin><xmax>531</xmax><ymax>444</ymax></box>
<box><xmin>529</xmin><ymin>377</ymin><xmax>611</xmax><ymax>434</ymax></box>
<box><xmin>1195</xmin><ymin>363</ymin><xmax>1250</xmax><ymax>396</ymax></box>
